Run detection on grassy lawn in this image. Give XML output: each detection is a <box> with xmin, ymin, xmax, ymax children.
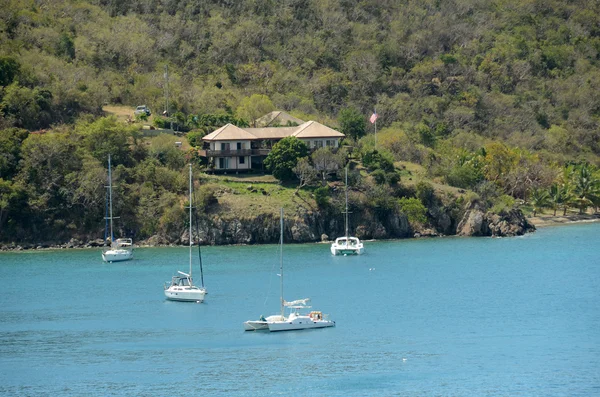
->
<box><xmin>200</xmin><ymin>175</ymin><xmax>316</xmax><ymax>218</ymax></box>
<box><xmin>395</xmin><ymin>161</ymin><xmax>466</xmax><ymax>196</ymax></box>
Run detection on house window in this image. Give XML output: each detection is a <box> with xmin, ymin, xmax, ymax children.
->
<box><xmin>237</xmin><ymin>142</ymin><xmax>242</xmax><ymax>150</ymax></box>
<box><xmin>239</xmin><ymin>156</ymin><xmax>245</xmax><ymax>164</ymax></box>
<box><xmin>219</xmin><ymin>158</ymin><xmax>229</xmax><ymax>169</ymax></box>
<box><xmin>314</xmin><ymin>140</ymin><xmax>323</xmax><ymax>148</ymax></box>
<box><xmin>326</xmin><ymin>140</ymin><xmax>335</xmax><ymax>147</ymax></box>
<box><xmin>221</xmin><ymin>143</ymin><xmax>230</xmax><ymax>151</ymax></box>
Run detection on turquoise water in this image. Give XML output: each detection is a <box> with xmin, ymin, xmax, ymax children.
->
<box><xmin>1</xmin><ymin>223</ymin><xmax>599</xmax><ymax>396</ymax></box>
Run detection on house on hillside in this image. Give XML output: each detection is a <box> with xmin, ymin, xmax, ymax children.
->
<box><xmin>199</xmin><ymin>120</ymin><xmax>345</xmax><ymax>172</ymax></box>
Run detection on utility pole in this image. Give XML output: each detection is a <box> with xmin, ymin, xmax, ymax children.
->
<box><xmin>164</xmin><ymin>65</ymin><xmax>172</xmax><ymax>130</ymax></box>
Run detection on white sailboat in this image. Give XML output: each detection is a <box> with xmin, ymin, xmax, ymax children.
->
<box><xmin>244</xmin><ymin>209</ymin><xmax>335</xmax><ymax>332</ymax></box>
<box><xmin>102</xmin><ymin>154</ymin><xmax>133</xmax><ymax>263</ymax></box>
<box><xmin>164</xmin><ymin>164</ymin><xmax>207</xmax><ymax>303</ymax></box>
<box><xmin>330</xmin><ymin>167</ymin><xmax>364</xmax><ymax>255</ymax></box>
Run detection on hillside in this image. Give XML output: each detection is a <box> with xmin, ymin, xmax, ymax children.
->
<box><xmin>1</xmin><ymin>0</ymin><xmax>599</xmax><ymax>244</ymax></box>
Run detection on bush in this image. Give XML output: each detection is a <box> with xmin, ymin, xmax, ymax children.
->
<box><xmin>314</xmin><ymin>186</ymin><xmax>330</xmax><ymax>208</ymax></box>
<box><xmin>491</xmin><ymin>194</ymin><xmax>515</xmax><ymax>214</ymax></box>
<box><xmin>187</xmin><ymin>129</ymin><xmax>206</xmax><ymax>147</ymax></box>
<box><xmin>386</xmin><ymin>171</ymin><xmax>401</xmax><ymax>185</ymax></box>
<box><xmin>398</xmin><ymin>197</ymin><xmax>428</xmax><ymax>225</ymax></box>
<box><xmin>371</xmin><ymin>169</ymin><xmax>386</xmax><ymax>185</ymax></box>
<box><xmin>361</xmin><ymin>149</ymin><xmax>395</xmax><ymax>172</ymax></box>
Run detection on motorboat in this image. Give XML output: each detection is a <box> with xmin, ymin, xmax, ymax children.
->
<box><xmin>266</xmin><ymin>298</ymin><xmax>335</xmax><ymax>332</ymax></box>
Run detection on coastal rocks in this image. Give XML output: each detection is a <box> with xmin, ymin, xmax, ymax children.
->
<box><xmin>457</xmin><ymin>206</ymin><xmax>535</xmax><ymax>237</ymax></box>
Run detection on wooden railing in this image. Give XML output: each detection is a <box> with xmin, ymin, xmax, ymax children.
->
<box><xmin>199</xmin><ymin>149</ymin><xmax>270</xmax><ymax>157</ymax></box>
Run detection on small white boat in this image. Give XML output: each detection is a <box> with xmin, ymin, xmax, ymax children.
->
<box><xmin>244</xmin><ymin>209</ymin><xmax>334</xmax><ymax>332</ymax></box>
<box><xmin>102</xmin><ymin>154</ymin><xmax>133</xmax><ymax>263</ymax></box>
<box><xmin>102</xmin><ymin>238</ymin><xmax>133</xmax><ymax>262</ymax></box>
<box><xmin>331</xmin><ymin>167</ymin><xmax>364</xmax><ymax>256</ymax></box>
<box><xmin>330</xmin><ymin>236</ymin><xmax>364</xmax><ymax>256</ymax></box>
<box><xmin>164</xmin><ymin>164</ymin><xmax>207</xmax><ymax>303</ymax></box>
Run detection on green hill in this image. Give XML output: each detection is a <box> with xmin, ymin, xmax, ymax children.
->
<box><xmin>1</xmin><ymin>0</ymin><xmax>599</xmax><ymax>244</ymax></box>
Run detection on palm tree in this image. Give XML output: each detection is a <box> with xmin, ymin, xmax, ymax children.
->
<box><xmin>529</xmin><ymin>187</ymin><xmax>550</xmax><ymax>217</ymax></box>
<box><xmin>572</xmin><ymin>164</ymin><xmax>600</xmax><ymax>214</ymax></box>
<box><xmin>548</xmin><ymin>183</ymin><xmax>565</xmax><ymax>216</ymax></box>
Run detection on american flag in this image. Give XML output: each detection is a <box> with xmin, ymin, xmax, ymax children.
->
<box><xmin>370</xmin><ymin>112</ymin><xmax>378</xmax><ymax>124</ymax></box>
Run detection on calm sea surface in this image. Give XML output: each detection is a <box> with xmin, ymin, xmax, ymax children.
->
<box><xmin>1</xmin><ymin>223</ymin><xmax>599</xmax><ymax>396</ymax></box>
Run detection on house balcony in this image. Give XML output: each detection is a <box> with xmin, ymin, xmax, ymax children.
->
<box><xmin>199</xmin><ymin>149</ymin><xmax>271</xmax><ymax>157</ymax></box>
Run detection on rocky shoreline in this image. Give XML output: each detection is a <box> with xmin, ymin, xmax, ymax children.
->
<box><xmin>0</xmin><ymin>204</ymin><xmax>542</xmax><ymax>252</ymax></box>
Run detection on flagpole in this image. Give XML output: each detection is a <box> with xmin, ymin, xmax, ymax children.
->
<box><xmin>374</xmin><ymin>107</ymin><xmax>377</xmax><ymax>148</ymax></box>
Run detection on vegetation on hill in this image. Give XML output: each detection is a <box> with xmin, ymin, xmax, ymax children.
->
<box><xmin>1</xmin><ymin>0</ymin><xmax>600</xmax><ymax>243</ymax></box>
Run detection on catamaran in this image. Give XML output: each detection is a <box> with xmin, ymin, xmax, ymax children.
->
<box><xmin>330</xmin><ymin>166</ymin><xmax>364</xmax><ymax>255</ymax></box>
<box><xmin>164</xmin><ymin>164</ymin><xmax>207</xmax><ymax>302</ymax></box>
<box><xmin>244</xmin><ymin>208</ymin><xmax>335</xmax><ymax>332</ymax></box>
<box><xmin>102</xmin><ymin>154</ymin><xmax>133</xmax><ymax>263</ymax></box>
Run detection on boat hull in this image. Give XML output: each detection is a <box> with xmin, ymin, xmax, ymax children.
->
<box><xmin>102</xmin><ymin>249</ymin><xmax>133</xmax><ymax>262</ymax></box>
<box><xmin>330</xmin><ymin>246</ymin><xmax>364</xmax><ymax>255</ymax></box>
<box><xmin>243</xmin><ymin>321</ymin><xmax>268</xmax><ymax>331</ymax></box>
<box><xmin>164</xmin><ymin>288</ymin><xmax>206</xmax><ymax>302</ymax></box>
<box><xmin>243</xmin><ymin>315</ymin><xmax>284</xmax><ymax>331</ymax></box>
<box><xmin>268</xmin><ymin>319</ymin><xmax>335</xmax><ymax>332</ymax></box>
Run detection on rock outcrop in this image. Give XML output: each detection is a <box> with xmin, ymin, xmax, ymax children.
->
<box><xmin>456</xmin><ymin>204</ymin><xmax>535</xmax><ymax>237</ymax></box>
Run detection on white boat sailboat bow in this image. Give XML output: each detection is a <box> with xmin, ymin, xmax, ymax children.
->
<box><xmin>102</xmin><ymin>154</ymin><xmax>133</xmax><ymax>263</ymax></box>
<box><xmin>164</xmin><ymin>164</ymin><xmax>207</xmax><ymax>303</ymax></box>
<box><xmin>330</xmin><ymin>167</ymin><xmax>364</xmax><ymax>256</ymax></box>
<box><xmin>244</xmin><ymin>209</ymin><xmax>335</xmax><ymax>332</ymax></box>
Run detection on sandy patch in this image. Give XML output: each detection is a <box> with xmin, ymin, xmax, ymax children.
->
<box><xmin>528</xmin><ymin>213</ymin><xmax>600</xmax><ymax>227</ymax></box>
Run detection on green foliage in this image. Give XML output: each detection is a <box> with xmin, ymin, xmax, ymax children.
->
<box><xmin>415</xmin><ymin>181</ymin><xmax>435</xmax><ymax>207</ymax></box>
<box><xmin>196</xmin><ymin>184</ymin><xmax>218</xmax><ymax>210</ymax></box>
<box><xmin>398</xmin><ymin>197</ymin><xmax>427</xmax><ymax>225</ymax></box>
<box><xmin>0</xmin><ymin>56</ymin><xmax>20</xmax><ymax>86</ymax></box>
<box><xmin>186</xmin><ymin>130</ymin><xmax>206</xmax><ymax>148</ymax></box>
<box><xmin>76</xmin><ymin>117</ymin><xmax>135</xmax><ymax>166</ymax></box>
<box><xmin>529</xmin><ymin>188</ymin><xmax>550</xmax><ymax>216</ymax></box>
<box><xmin>264</xmin><ymin>136</ymin><xmax>308</xmax><ymax>182</ymax></box>
<box><xmin>1</xmin><ymin>84</ymin><xmax>53</xmax><ymax>130</ymax></box>
<box><xmin>0</xmin><ymin>128</ymin><xmax>28</xmax><ymax>178</ymax></box>
<box><xmin>361</xmin><ymin>149</ymin><xmax>395</xmax><ymax>172</ymax></box>
<box><xmin>371</xmin><ymin>169</ymin><xmax>386</xmax><ymax>185</ymax></box>
<box><xmin>149</xmin><ymin>135</ymin><xmax>186</xmax><ymax>170</ymax></box>
<box><xmin>491</xmin><ymin>195</ymin><xmax>516</xmax><ymax>214</ymax></box>
<box><xmin>338</xmin><ymin>107</ymin><xmax>366</xmax><ymax>140</ymax></box>
<box><xmin>236</xmin><ymin>94</ymin><xmax>274</xmax><ymax>127</ymax></box>
<box><xmin>314</xmin><ymin>186</ymin><xmax>330</xmax><ymax>208</ymax></box>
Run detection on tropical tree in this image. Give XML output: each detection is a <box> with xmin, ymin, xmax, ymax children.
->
<box><xmin>264</xmin><ymin>136</ymin><xmax>308</xmax><ymax>182</ymax></box>
<box><xmin>529</xmin><ymin>188</ymin><xmax>550</xmax><ymax>217</ymax></box>
<box><xmin>236</xmin><ymin>94</ymin><xmax>275</xmax><ymax>127</ymax></box>
<box><xmin>338</xmin><ymin>107</ymin><xmax>366</xmax><ymax>140</ymax></box>
<box><xmin>292</xmin><ymin>157</ymin><xmax>317</xmax><ymax>193</ymax></box>
<box><xmin>572</xmin><ymin>164</ymin><xmax>600</xmax><ymax>214</ymax></box>
<box><xmin>311</xmin><ymin>147</ymin><xmax>346</xmax><ymax>185</ymax></box>
<box><xmin>548</xmin><ymin>183</ymin><xmax>566</xmax><ymax>216</ymax></box>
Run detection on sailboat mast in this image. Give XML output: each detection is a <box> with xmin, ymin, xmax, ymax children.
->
<box><xmin>344</xmin><ymin>166</ymin><xmax>349</xmax><ymax>239</ymax></box>
<box><xmin>280</xmin><ymin>208</ymin><xmax>284</xmax><ymax>318</ymax></box>
<box><xmin>189</xmin><ymin>163</ymin><xmax>193</xmax><ymax>278</ymax></box>
<box><xmin>108</xmin><ymin>154</ymin><xmax>114</xmax><ymax>243</ymax></box>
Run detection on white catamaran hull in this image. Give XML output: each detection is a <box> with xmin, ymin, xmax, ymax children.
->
<box><xmin>102</xmin><ymin>249</ymin><xmax>133</xmax><ymax>262</ymax></box>
<box><xmin>164</xmin><ymin>287</ymin><xmax>206</xmax><ymax>302</ymax></box>
<box><xmin>244</xmin><ymin>315</ymin><xmax>285</xmax><ymax>331</ymax></box>
<box><xmin>267</xmin><ymin>316</ymin><xmax>335</xmax><ymax>332</ymax></box>
<box><xmin>330</xmin><ymin>244</ymin><xmax>364</xmax><ymax>256</ymax></box>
